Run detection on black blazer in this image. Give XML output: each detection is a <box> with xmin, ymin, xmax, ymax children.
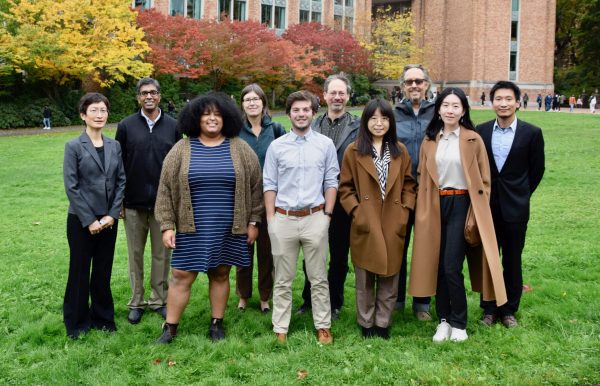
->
<box><xmin>63</xmin><ymin>132</ymin><xmax>126</xmax><ymax>228</ymax></box>
<box><xmin>476</xmin><ymin>119</ymin><xmax>545</xmax><ymax>223</ymax></box>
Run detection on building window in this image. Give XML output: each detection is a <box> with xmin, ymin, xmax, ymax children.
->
<box><xmin>220</xmin><ymin>0</ymin><xmax>246</xmax><ymax>21</ymax></box>
<box><xmin>299</xmin><ymin>0</ymin><xmax>322</xmax><ymax>23</ymax></box>
<box><xmin>511</xmin><ymin>21</ymin><xmax>518</xmax><ymax>41</ymax></box>
<box><xmin>132</xmin><ymin>0</ymin><xmax>152</xmax><ymax>10</ymax></box>
<box><xmin>344</xmin><ymin>16</ymin><xmax>353</xmax><ymax>32</ymax></box>
<box><xmin>334</xmin><ymin>0</ymin><xmax>342</xmax><ymax>5</ymax></box>
<box><xmin>261</xmin><ymin>0</ymin><xmax>286</xmax><ymax>29</ymax></box>
<box><xmin>170</xmin><ymin>0</ymin><xmax>202</xmax><ymax>18</ymax></box>
<box><xmin>344</xmin><ymin>0</ymin><xmax>352</xmax><ymax>6</ymax></box>
<box><xmin>334</xmin><ymin>15</ymin><xmax>342</xmax><ymax>30</ymax></box>
<box><xmin>512</xmin><ymin>0</ymin><xmax>519</xmax><ymax>12</ymax></box>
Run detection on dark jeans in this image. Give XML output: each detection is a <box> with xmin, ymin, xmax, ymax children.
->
<box><xmin>301</xmin><ymin>200</ymin><xmax>350</xmax><ymax>310</ymax></box>
<box><xmin>64</xmin><ymin>214</ymin><xmax>118</xmax><ymax>337</ymax></box>
<box><xmin>236</xmin><ymin>214</ymin><xmax>273</xmax><ymax>302</ymax></box>
<box><xmin>480</xmin><ymin>211</ymin><xmax>527</xmax><ymax>317</ymax></box>
<box><xmin>435</xmin><ymin>195</ymin><xmax>469</xmax><ymax>329</ymax></box>
<box><xmin>397</xmin><ymin>210</ymin><xmax>431</xmax><ymax>311</ymax></box>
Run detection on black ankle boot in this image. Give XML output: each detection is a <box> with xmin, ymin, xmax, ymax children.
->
<box><xmin>374</xmin><ymin>326</ymin><xmax>390</xmax><ymax>340</ymax></box>
<box><xmin>361</xmin><ymin>326</ymin><xmax>374</xmax><ymax>338</ymax></box>
<box><xmin>209</xmin><ymin>318</ymin><xmax>225</xmax><ymax>342</ymax></box>
<box><xmin>156</xmin><ymin>322</ymin><xmax>178</xmax><ymax>344</ymax></box>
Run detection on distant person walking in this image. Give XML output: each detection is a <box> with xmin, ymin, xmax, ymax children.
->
<box><xmin>590</xmin><ymin>96</ymin><xmax>597</xmax><ymax>114</ymax></box>
<box><xmin>544</xmin><ymin>94</ymin><xmax>552</xmax><ymax>111</ymax></box>
<box><xmin>480</xmin><ymin>92</ymin><xmax>486</xmax><ymax>106</ymax></box>
<box><xmin>536</xmin><ymin>94</ymin><xmax>542</xmax><ymax>111</ymax></box>
<box><xmin>569</xmin><ymin>95</ymin><xmax>576</xmax><ymax>112</ymax></box>
<box><xmin>522</xmin><ymin>93</ymin><xmax>529</xmax><ymax>109</ymax></box>
<box><xmin>43</xmin><ymin>106</ymin><xmax>52</xmax><ymax>130</ymax></box>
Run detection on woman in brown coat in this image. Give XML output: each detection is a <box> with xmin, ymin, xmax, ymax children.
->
<box><xmin>409</xmin><ymin>88</ymin><xmax>507</xmax><ymax>342</ymax></box>
<box><xmin>339</xmin><ymin>99</ymin><xmax>416</xmax><ymax>339</ymax></box>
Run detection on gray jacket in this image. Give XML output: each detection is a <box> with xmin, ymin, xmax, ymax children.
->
<box><xmin>394</xmin><ymin>99</ymin><xmax>435</xmax><ymax>178</ymax></box>
<box><xmin>63</xmin><ymin>132</ymin><xmax>126</xmax><ymax>227</ymax></box>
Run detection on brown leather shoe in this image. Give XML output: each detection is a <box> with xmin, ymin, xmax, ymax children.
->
<box><xmin>501</xmin><ymin>315</ymin><xmax>518</xmax><ymax>328</ymax></box>
<box><xmin>317</xmin><ymin>328</ymin><xmax>333</xmax><ymax>345</ymax></box>
<box><xmin>275</xmin><ymin>332</ymin><xmax>287</xmax><ymax>344</ymax></box>
<box><xmin>414</xmin><ymin>311</ymin><xmax>433</xmax><ymax>321</ymax></box>
<box><xmin>479</xmin><ymin>314</ymin><xmax>498</xmax><ymax>326</ymax></box>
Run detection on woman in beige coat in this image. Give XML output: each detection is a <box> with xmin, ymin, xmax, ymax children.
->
<box><xmin>409</xmin><ymin>88</ymin><xmax>506</xmax><ymax>342</ymax></box>
<box><xmin>339</xmin><ymin>99</ymin><xmax>416</xmax><ymax>339</ymax></box>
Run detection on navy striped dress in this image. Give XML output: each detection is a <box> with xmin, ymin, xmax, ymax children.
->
<box><xmin>171</xmin><ymin>138</ymin><xmax>250</xmax><ymax>272</ymax></box>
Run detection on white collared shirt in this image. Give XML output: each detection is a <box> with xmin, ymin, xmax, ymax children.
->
<box><xmin>436</xmin><ymin>127</ymin><xmax>467</xmax><ymax>189</ymax></box>
<box><xmin>140</xmin><ymin>109</ymin><xmax>162</xmax><ymax>133</ymax></box>
<box><xmin>491</xmin><ymin>117</ymin><xmax>517</xmax><ymax>172</ymax></box>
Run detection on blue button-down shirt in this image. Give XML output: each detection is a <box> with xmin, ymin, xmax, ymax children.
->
<box><xmin>491</xmin><ymin>118</ymin><xmax>517</xmax><ymax>172</ymax></box>
<box><xmin>263</xmin><ymin>128</ymin><xmax>339</xmax><ymax>210</ymax></box>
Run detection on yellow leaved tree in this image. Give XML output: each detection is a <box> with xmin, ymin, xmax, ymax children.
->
<box><xmin>363</xmin><ymin>9</ymin><xmax>424</xmax><ymax>80</ymax></box>
<box><xmin>0</xmin><ymin>0</ymin><xmax>152</xmax><ymax>89</ymax></box>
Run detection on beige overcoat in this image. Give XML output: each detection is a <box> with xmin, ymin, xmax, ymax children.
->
<box><xmin>339</xmin><ymin>142</ymin><xmax>417</xmax><ymax>276</ymax></box>
<box><xmin>408</xmin><ymin>128</ymin><xmax>507</xmax><ymax>305</ymax></box>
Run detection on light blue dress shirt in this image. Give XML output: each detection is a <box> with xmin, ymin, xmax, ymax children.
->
<box><xmin>263</xmin><ymin>128</ymin><xmax>339</xmax><ymax>210</ymax></box>
<box><xmin>491</xmin><ymin>118</ymin><xmax>517</xmax><ymax>172</ymax></box>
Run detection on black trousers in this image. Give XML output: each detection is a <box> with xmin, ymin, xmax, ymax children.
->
<box><xmin>436</xmin><ymin>195</ymin><xmax>469</xmax><ymax>329</ymax></box>
<box><xmin>480</xmin><ymin>210</ymin><xmax>527</xmax><ymax>317</ymax></box>
<box><xmin>64</xmin><ymin>214</ymin><xmax>118</xmax><ymax>337</ymax></box>
<box><xmin>397</xmin><ymin>210</ymin><xmax>431</xmax><ymax>310</ymax></box>
<box><xmin>301</xmin><ymin>200</ymin><xmax>351</xmax><ymax>310</ymax></box>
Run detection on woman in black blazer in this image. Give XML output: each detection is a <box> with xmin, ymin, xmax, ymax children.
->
<box><xmin>63</xmin><ymin>93</ymin><xmax>126</xmax><ymax>339</ymax></box>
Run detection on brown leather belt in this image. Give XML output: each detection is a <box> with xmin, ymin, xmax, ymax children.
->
<box><xmin>439</xmin><ymin>189</ymin><xmax>469</xmax><ymax>196</ymax></box>
<box><xmin>275</xmin><ymin>204</ymin><xmax>325</xmax><ymax>217</ymax></box>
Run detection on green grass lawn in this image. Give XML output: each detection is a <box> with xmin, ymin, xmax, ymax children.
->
<box><xmin>0</xmin><ymin>110</ymin><xmax>598</xmax><ymax>384</ymax></box>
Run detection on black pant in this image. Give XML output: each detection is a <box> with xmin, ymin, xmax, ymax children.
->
<box><xmin>480</xmin><ymin>211</ymin><xmax>527</xmax><ymax>317</ymax></box>
<box><xmin>301</xmin><ymin>200</ymin><xmax>351</xmax><ymax>310</ymax></box>
<box><xmin>397</xmin><ymin>210</ymin><xmax>431</xmax><ymax>310</ymax></box>
<box><xmin>64</xmin><ymin>214</ymin><xmax>118</xmax><ymax>337</ymax></box>
<box><xmin>435</xmin><ymin>195</ymin><xmax>469</xmax><ymax>329</ymax></box>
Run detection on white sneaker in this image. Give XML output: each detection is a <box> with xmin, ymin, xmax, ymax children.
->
<box><xmin>432</xmin><ymin>319</ymin><xmax>452</xmax><ymax>342</ymax></box>
<box><xmin>450</xmin><ymin>327</ymin><xmax>468</xmax><ymax>342</ymax></box>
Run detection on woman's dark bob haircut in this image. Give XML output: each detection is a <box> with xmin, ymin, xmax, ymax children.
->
<box><xmin>356</xmin><ymin>98</ymin><xmax>402</xmax><ymax>158</ymax></box>
<box><xmin>425</xmin><ymin>87</ymin><xmax>475</xmax><ymax>140</ymax></box>
<box><xmin>79</xmin><ymin>92</ymin><xmax>110</xmax><ymax>114</ymax></box>
<box><xmin>177</xmin><ymin>92</ymin><xmax>243</xmax><ymax>138</ymax></box>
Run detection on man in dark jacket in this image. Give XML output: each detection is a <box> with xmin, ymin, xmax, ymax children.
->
<box><xmin>116</xmin><ymin>78</ymin><xmax>181</xmax><ymax>325</ymax></box>
<box><xmin>394</xmin><ymin>64</ymin><xmax>436</xmax><ymax>321</ymax></box>
<box><xmin>297</xmin><ymin>73</ymin><xmax>360</xmax><ymax>320</ymax></box>
<box><xmin>477</xmin><ymin>81</ymin><xmax>545</xmax><ymax>328</ymax></box>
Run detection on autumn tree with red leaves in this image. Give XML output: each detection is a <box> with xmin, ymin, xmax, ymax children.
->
<box><xmin>282</xmin><ymin>22</ymin><xmax>372</xmax><ymax>77</ymax></box>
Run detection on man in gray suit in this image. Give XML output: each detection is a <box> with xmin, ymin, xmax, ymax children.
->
<box><xmin>298</xmin><ymin>73</ymin><xmax>360</xmax><ymax>320</ymax></box>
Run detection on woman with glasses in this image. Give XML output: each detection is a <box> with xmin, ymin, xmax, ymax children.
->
<box><xmin>339</xmin><ymin>99</ymin><xmax>416</xmax><ymax>339</ymax></box>
<box><xmin>155</xmin><ymin>92</ymin><xmax>263</xmax><ymax>343</ymax></box>
<box><xmin>408</xmin><ymin>87</ymin><xmax>506</xmax><ymax>342</ymax></box>
<box><xmin>63</xmin><ymin>93</ymin><xmax>126</xmax><ymax>339</ymax></box>
<box><xmin>235</xmin><ymin>84</ymin><xmax>286</xmax><ymax>313</ymax></box>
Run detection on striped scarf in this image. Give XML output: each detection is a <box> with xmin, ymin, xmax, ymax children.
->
<box><xmin>372</xmin><ymin>142</ymin><xmax>391</xmax><ymax>199</ymax></box>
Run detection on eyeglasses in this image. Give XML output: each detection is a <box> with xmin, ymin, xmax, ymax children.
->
<box><xmin>403</xmin><ymin>79</ymin><xmax>426</xmax><ymax>86</ymax></box>
<box><xmin>327</xmin><ymin>91</ymin><xmax>347</xmax><ymax>97</ymax></box>
<box><xmin>87</xmin><ymin>109</ymin><xmax>108</xmax><ymax>115</ymax></box>
<box><xmin>138</xmin><ymin>90</ymin><xmax>159</xmax><ymax>97</ymax></box>
<box><xmin>243</xmin><ymin>97</ymin><xmax>261</xmax><ymax>103</ymax></box>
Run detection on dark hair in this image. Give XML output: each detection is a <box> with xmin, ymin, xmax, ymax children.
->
<box><xmin>136</xmin><ymin>77</ymin><xmax>161</xmax><ymax>95</ymax></box>
<box><xmin>323</xmin><ymin>73</ymin><xmax>352</xmax><ymax>94</ymax></box>
<box><xmin>490</xmin><ymin>80</ymin><xmax>521</xmax><ymax>101</ymax></box>
<box><xmin>78</xmin><ymin>93</ymin><xmax>110</xmax><ymax>114</ymax></box>
<box><xmin>425</xmin><ymin>87</ymin><xmax>475</xmax><ymax>140</ymax></box>
<box><xmin>177</xmin><ymin>92</ymin><xmax>243</xmax><ymax>138</ymax></box>
<box><xmin>285</xmin><ymin>91</ymin><xmax>318</xmax><ymax>115</ymax></box>
<box><xmin>356</xmin><ymin>99</ymin><xmax>402</xmax><ymax>158</ymax></box>
<box><xmin>240</xmin><ymin>83</ymin><xmax>270</xmax><ymax>120</ymax></box>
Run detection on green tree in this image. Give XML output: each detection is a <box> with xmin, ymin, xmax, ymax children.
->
<box><xmin>0</xmin><ymin>0</ymin><xmax>152</xmax><ymax>90</ymax></box>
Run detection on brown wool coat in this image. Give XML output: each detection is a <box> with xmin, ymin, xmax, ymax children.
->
<box><xmin>339</xmin><ymin>141</ymin><xmax>417</xmax><ymax>276</ymax></box>
<box><xmin>408</xmin><ymin>128</ymin><xmax>507</xmax><ymax>305</ymax></box>
<box><xmin>155</xmin><ymin>137</ymin><xmax>263</xmax><ymax>235</ymax></box>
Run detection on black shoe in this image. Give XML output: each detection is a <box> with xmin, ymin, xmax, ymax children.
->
<box><xmin>361</xmin><ymin>326</ymin><xmax>374</xmax><ymax>338</ymax></box>
<box><xmin>156</xmin><ymin>323</ymin><xmax>176</xmax><ymax>344</ymax></box>
<box><xmin>296</xmin><ymin>303</ymin><xmax>311</xmax><ymax>315</ymax></box>
<box><xmin>91</xmin><ymin>322</ymin><xmax>117</xmax><ymax>333</ymax></box>
<box><xmin>331</xmin><ymin>308</ymin><xmax>341</xmax><ymax>321</ymax></box>
<box><xmin>374</xmin><ymin>326</ymin><xmax>390</xmax><ymax>340</ymax></box>
<box><xmin>153</xmin><ymin>306</ymin><xmax>167</xmax><ymax>320</ymax></box>
<box><xmin>209</xmin><ymin>318</ymin><xmax>225</xmax><ymax>342</ymax></box>
<box><xmin>127</xmin><ymin>308</ymin><xmax>144</xmax><ymax>324</ymax></box>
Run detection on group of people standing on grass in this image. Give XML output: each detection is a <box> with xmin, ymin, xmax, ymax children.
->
<box><xmin>62</xmin><ymin>67</ymin><xmax>545</xmax><ymax>345</ymax></box>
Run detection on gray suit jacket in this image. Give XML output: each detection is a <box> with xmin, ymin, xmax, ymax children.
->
<box><xmin>63</xmin><ymin>132</ymin><xmax>126</xmax><ymax>228</ymax></box>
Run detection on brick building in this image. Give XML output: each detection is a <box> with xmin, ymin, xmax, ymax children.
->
<box><xmin>132</xmin><ymin>0</ymin><xmax>372</xmax><ymax>37</ymax></box>
<box><xmin>412</xmin><ymin>0</ymin><xmax>555</xmax><ymax>102</ymax></box>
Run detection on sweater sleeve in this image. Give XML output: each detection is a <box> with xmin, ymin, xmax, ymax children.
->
<box><xmin>155</xmin><ymin>143</ymin><xmax>180</xmax><ymax>231</ymax></box>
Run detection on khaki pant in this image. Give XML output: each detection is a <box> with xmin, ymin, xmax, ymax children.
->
<box><xmin>124</xmin><ymin>208</ymin><xmax>171</xmax><ymax>310</ymax></box>
<box><xmin>269</xmin><ymin>211</ymin><xmax>331</xmax><ymax>333</ymax></box>
<box><xmin>355</xmin><ymin>266</ymin><xmax>398</xmax><ymax>328</ymax></box>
